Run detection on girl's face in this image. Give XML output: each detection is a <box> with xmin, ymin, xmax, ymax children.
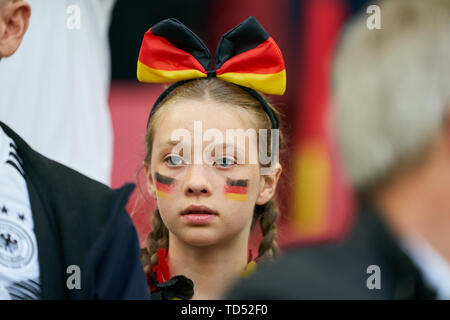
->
<box><xmin>145</xmin><ymin>99</ymin><xmax>280</xmax><ymax>247</ymax></box>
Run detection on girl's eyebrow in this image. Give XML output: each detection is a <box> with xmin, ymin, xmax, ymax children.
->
<box><xmin>158</xmin><ymin>141</ymin><xmax>246</xmax><ymax>152</ymax></box>
<box><xmin>210</xmin><ymin>143</ymin><xmax>246</xmax><ymax>153</ymax></box>
<box><xmin>157</xmin><ymin>140</ymin><xmax>182</xmax><ymax>149</ymax></box>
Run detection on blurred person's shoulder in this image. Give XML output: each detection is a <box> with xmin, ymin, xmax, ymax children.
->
<box><xmin>226</xmin><ymin>203</ymin><xmax>436</xmax><ymax>300</ymax></box>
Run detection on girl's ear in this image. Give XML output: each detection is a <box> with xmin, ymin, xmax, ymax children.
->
<box><xmin>256</xmin><ymin>163</ymin><xmax>282</xmax><ymax>205</ymax></box>
<box><xmin>144</xmin><ymin>163</ymin><xmax>157</xmax><ymax>199</ymax></box>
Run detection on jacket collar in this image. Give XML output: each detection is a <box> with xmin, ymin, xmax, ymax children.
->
<box><xmin>1</xmin><ymin>121</ymin><xmax>66</xmax><ymax>299</ymax></box>
<box><xmin>359</xmin><ymin>200</ymin><xmax>437</xmax><ymax>299</ymax></box>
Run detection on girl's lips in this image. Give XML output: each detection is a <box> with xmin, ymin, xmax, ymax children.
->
<box><xmin>182</xmin><ymin>213</ymin><xmax>217</xmax><ymax>225</ymax></box>
<box><xmin>181</xmin><ymin>205</ymin><xmax>218</xmax><ymax>216</ymax></box>
<box><xmin>181</xmin><ymin>205</ymin><xmax>218</xmax><ymax>225</ymax></box>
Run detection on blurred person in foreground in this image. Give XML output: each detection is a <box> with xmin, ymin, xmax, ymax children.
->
<box><xmin>226</xmin><ymin>0</ymin><xmax>450</xmax><ymax>299</ymax></box>
<box><xmin>0</xmin><ymin>0</ymin><xmax>149</xmax><ymax>299</ymax></box>
<box><xmin>0</xmin><ymin>0</ymin><xmax>115</xmax><ymax>185</ymax></box>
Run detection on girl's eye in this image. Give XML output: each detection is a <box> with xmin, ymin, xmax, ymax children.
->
<box><xmin>164</xmin><ymin>154</ymin><xmax>185</xmax><ymax>166</ymax></box>
<box><xmin>215</xmin><ymin>157</ymin><xmax>236</xmax><ymax>168</ymax></box>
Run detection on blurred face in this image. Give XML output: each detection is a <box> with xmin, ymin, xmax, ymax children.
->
<box><xmin>145</xmin><ymin>99</ymin><xmax>270</xmax><ymax>247</ymax></box>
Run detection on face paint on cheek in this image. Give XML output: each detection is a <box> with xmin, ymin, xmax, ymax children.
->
<box><xmin>224</xmin><ymin>178</ymin><xmax>249</xmax><ymax>202</ymax></box>
<box><xmin>155</xmin><ymin>172</ymin><xmax>175</xmax><ymax>200</ymax></box>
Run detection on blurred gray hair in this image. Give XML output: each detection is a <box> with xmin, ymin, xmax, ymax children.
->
<box><xmin>332</xmin><ymin>0</ymin><xmax>450</xmax><ymax>191</ymax></box>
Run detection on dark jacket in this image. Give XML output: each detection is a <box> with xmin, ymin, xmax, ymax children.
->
<box><xmin>0</xmin><ymin>122</ymin><xmax>150</xmax><ymax>299</ymax></box>
<box><xmin>226</xmin><ymin>202</ymin><xmax>436</xmax><ymax>299</ymax></box>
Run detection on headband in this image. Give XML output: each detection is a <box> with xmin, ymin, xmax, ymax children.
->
<box><xmin>137</xmin><ymin>16</ymin><xmax>286</xmax><ymax>129</ymax></box>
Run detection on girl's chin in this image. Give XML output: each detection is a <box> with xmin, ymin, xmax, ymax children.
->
<box><xmin>178</xmin><ymin>231</ymin><xmax>222</xmax><ymax>247</ymax></box>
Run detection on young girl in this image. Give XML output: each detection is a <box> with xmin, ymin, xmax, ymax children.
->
<box><xmin>138</xmin><ymin>17</ymin><xmax>286</xmax><ymax>300</ymax></box>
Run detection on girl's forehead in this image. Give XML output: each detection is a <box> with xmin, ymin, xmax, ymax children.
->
<box><xmin>155</xmin><ymin>99</ymin><xmax>256</xmax><ymax>136</ymax></box>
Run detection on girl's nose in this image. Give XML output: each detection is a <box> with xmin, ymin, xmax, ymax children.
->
<box><xmin>184</xmin><ymin>165</ymin><xmax>212</xmax><ymax>197</ymax></box>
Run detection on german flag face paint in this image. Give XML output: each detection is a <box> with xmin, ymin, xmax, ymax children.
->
<box><xmin>155</xmin><ymin>172</ymin><xmax>175</xmax><ymax>200</ymax></box>
<box><xmin>224</xmin><ymin>178</ymin><xmax>249</xmax><ymax>202</ymax></box>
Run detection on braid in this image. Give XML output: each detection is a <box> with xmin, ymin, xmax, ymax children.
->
<box><xmin>255</xmin><ymin>198</ymin><xmax>280</xmax><ymax>261</ymax></box>
<box><xmin>142</xmin><ymin>208</ymin><xmax>169</xmax><ymax>272</ymax></box>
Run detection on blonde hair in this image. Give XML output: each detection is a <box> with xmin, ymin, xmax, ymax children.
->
<box><xmin>141</xmin><ymin>78</ymin><xmax>284</xmax><ymax>271</ymax></box>
<box><xmin>333</xmin><ymin>0</ymin><xmax>450</xmax><ymax>191</ymax></box>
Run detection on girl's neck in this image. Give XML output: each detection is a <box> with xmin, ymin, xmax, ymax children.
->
<box><xmin>167</xmin><ymin>235</ymin><xmax>249</xmax><ymax>300</ymax></box>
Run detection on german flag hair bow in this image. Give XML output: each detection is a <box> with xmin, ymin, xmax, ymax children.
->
<box><xmin>137</xmin><ymin>16</ymin><xmax>286</xmax><ymax>95</ymax></box>
<box><xmin>137</xmin><ymin>16</ymin><xmax>286</xmax><ymax>129</ymax></box>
